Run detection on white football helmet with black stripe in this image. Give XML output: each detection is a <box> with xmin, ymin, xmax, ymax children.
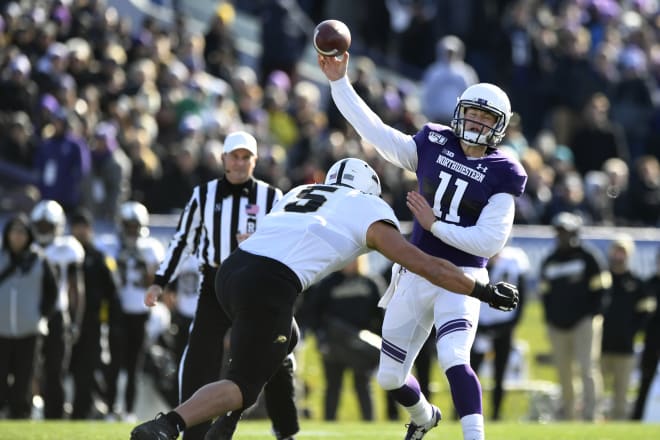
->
<box><xmin>324</xmin><ymin>158</ymin><xmax>381</xmax><ymax>197</ymax></box>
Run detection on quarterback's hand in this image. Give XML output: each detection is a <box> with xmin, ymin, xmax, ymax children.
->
<box><xmin>317</xmin><ymin>53</ymin><xmax>349</xmax><ymax>81</ymax></box>
<box><xmin>471</xmin><ymin>281</ymin><xmax>519</xmax><ymax>312</ymax></box>
<box><xmin>144</xmin><ymin>284</ymin><xmax>163</xmax><ymax>307</ymax></box>
<box><xmin>406</xmin><ymin>191</ymin><xmax>436</xmax><ymax>231</ymax></box>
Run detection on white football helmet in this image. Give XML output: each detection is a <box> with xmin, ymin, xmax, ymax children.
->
<box><xmin>30</xmin><ymin>200</ymin><xmax>66</xmax><ymax>246</ymax></box>
<box><xmin>119</xmin><ymin>201</ymin><xmax>150</xmax><ymax>241</ymax></box>
<box><xmin>324</xmin><ymin>158</ymin><xmax>381</xmax><ymax>197</ymax></box>
<box><xmin>450</xmin><ymin>83</ymin><xmax>512</xmax><ymax>147</ymax></box>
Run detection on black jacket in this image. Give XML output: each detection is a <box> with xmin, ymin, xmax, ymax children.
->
<box><xmin>540</xmin><ymin>243</ymin><xmax>611</xmax><ymax>329</ymax></box>
<box><xmin>602</xmin><ymin>271</ymin><xmax>653</xmax><ymax>354</ymax></box>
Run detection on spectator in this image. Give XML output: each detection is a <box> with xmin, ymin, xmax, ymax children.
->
<box><xmin>203</xmin><ymin>5</ymin><xmax>238</xmax><ymax>83</ymax></box>
<box><xmin>543</xmin><ymin>171</ymin><xmax>595</xmax><ymax>225</ymax></box>
<box><xmin>602</xmin><ymin>158</ymin><xmax>633</xmax><ymax>225</ymax></box>
<box><xmin>632</xmin><ymin>247</ymin><xmax>660</xmax><ymax>420</ymax></box>
<box><xmin>547</xmin><ymin>26</ymin><xmax>604</xmax><ymax>145</ymax></box>
<box><xmin>601</xmin><ymin>234</ymin><xmax>654</xmax><ymax>420</ymax></box>
<box><xmin>539</xmin><ymin>212</ymin><xmax>611</xmax><ymax>420</ymax></box>
<box><xmin>33</xmin><ymin>109</ymin><xmax>91</xmax><ymax>213</ymax></box>
<box><xmin>629</xmin><ymin>155</ymin><xmax>660</xmax><ymax>226</ymax></box>
<box><xmin>611</xmin><ymin>46</ymin><xmax>655</xmax><ymax>160</ymax></box>
<box><xmin>305</xmin><ymin>256</ymin><xmax>383</xmax><ymax>421</ymax></box>
<box><xmin>471</xmin><ymin>246</ymin><xmax>530</xmax><ymax>421</ymax></box>
<box><xmin>420</xmin><ymin>35</ymin><xmax>478</xmax><ymax>125</ymax></box>
<box><xmin>0</xmin><ymin>53</ymin><xmax>37</xmax><ymax>114</ymax></box>
<box><xmin>2</xmin><ymin>111</ymin><xmax>36</xmax><ymax>169</ymax></box>
<box><xmin>568</xmin><ymin>93</ymin><xmax>629</xmax><ymax>176</ymax></box>
<box><xmin>259</xmin><ymin>0</ymin><xmax>311</xmax><ymax>85</ymax></box>
<box><xmin>0</xmin><ymin>214</ymin><xmax>57</xmax><ymax>419</ymax></box>
<box><xmin>82</xmin><ymin>122</ymin><xmax>132</xmax><ymax>222</ymax></box>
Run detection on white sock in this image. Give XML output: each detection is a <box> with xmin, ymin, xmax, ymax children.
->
<box><xmin>405</xmin><ymin>395</ymin><xmax>433</xmax><ymax>425</ymax></box>
<box><xmin>460</xmin><ymin>413</ymin><xmax>484</xmax><ymax>440</ymax></box>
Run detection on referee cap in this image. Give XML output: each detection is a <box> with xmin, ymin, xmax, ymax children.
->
<box><xmin>223</xmin><ymin>131</ymin><xmax>258</xmax><ymax>156</ymax></box>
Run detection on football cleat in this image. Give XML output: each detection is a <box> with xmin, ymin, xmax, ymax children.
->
<box><xmin>403</xmin><ymin>405</ymin><xmax>442</xmax><ymax>440</ymax></box>
<box><xmin>130</xmin><ymin>413</ymin><xmax>180</xmax><ymax>440</ymax></box>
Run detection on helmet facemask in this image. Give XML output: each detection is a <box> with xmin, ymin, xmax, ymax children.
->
<box><xmin>450</xmin><ymin>83</ymin><xmax>511</xmax><ymax>148</ymax></box>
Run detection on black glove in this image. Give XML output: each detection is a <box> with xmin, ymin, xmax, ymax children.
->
<box><xmin>471</xmin><ymin>281</ymin><xmax>519</xmax><ymax>311</ymax></box>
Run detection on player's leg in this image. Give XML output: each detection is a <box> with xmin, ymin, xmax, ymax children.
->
<box><xmin>263</xmin><ymin>320</ymin><xmax>300</xmax><ymax>439</ymax></box>
<box><xmin>7</xmin><ymin>335</ymin><xmax>38</xmax><ymax>418</ymax></box>
<box><xmin>377</xmin><ymin>271</ymin><xmax>440</xmax><ymax>431</ymax></box>
<box><xmin>353</xmin><ymin>366</ymin><xmax>375</xmax><ymax>421</ymax></box>
<box><xmin>547</xmin><ymin>325</ymin><xmax>576</xmax><ymax>419</ymax></box>
<box><xmin>123</xmin><ymin>313</ymin><xmax>149</xmax><ymax>418</ymax></box>
<box><xmin>321</xmin><ymin>357</ymin><xmax>345</xmax><ymax>420</ymax></box>
<box><xmin>574</xmin><ymin>315</ymin><xmax>603</xmax><ymax>421</ymax></box>
<box><xmin>434</xmin><ymin>267</ymin><xmax>484</xmax><ymax>440</ymax></box>
<box><xmin>43</xmin><ymin>310</ymin><xmax>66</xmax><ymax>419</ymax></box>
<box><xmin>490</xmin><ymin>326</ymin><xmax>513</xmax><ymax>420</ymax></box>
<box><xmin>181</xmin><ymin>269</ymin><xmax>230</xmax><ymax>440</ymax></box>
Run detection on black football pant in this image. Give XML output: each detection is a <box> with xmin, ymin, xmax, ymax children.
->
<box><xmin>0</xmin><ymin>335</ymin><xmax>38</xmax><ymax>418</ymax></box>
<box><xmin>322</xmin><ymin>356</ymin><xmax>375</xmax><ymax>421</ymax></box>
<box><xmin>69</xmin><ymin>329</ymin><xmax>101</xmax><ymax>419</ymax></box>
<box><xmin>43</xmin><ymin>311</ymin><xmax>70</xmax><ymax>419</ymax></box>
<box><xmin>180</xmin><ymin>265</ymin><xmax>299</xmax><ymax>440</ymax></box>
<box><xmin>632</xmin><ymin>340</ymin><xmax>660</xmax><ymax>420</ymax></box>
<box><xmin>470</xmin><ymin>325</ymin><xmax>514</xmax><ymax>420</ymax></box>
<box><xmin>106</xmin><ymin>312</ymin><xmax>149</xmax><ymax>414</ymax></box>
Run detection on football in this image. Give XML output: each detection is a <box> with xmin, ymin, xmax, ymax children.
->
<box><xmin>313</xmin><ymin>19</ymin><xmax>351</xmax><ymax>57</ymax></box>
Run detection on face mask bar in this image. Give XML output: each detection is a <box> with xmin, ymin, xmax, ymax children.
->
<box><xmin>451</xmin><ymin>102</ymin><xmax>506</xmax><ymax>147</ymax></box>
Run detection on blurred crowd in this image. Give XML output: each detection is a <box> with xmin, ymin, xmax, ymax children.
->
<box><xmin>1</xmin><ymin>0</ymin><xmax>660</xmax><ymax>425</ymax></box>
<box><xmin>0</xmin><ymin>0</ymin><xmax>658</xmax><ymax>228</ymax></box>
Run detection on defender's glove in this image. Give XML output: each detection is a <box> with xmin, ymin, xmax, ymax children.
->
<box><xmin>471</xmin><ymin>281</ymin><xmax>519</xmax><ymax>312</ymax></box>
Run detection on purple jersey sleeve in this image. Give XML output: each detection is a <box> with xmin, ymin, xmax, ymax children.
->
<box><xmin>409</xmin><ymin>124</ymin><xmax>528</xmax><ymax>268</ymax></box>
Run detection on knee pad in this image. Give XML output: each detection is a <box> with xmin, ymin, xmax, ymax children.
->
<box><xmin>376</xmin><ymin>364</ymin><xmax>405</xmax><ymax>391</ymax></box>
<box><xmin>436</xmin><ymin>337</ymin><xmax>471</xmax><ymax>371</ymax></box>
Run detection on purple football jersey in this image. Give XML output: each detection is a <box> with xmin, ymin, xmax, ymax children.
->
<box><xmin>410</xmin><ymin>123</ymin><xmax>528</xmax><ymax>268</ymax></box>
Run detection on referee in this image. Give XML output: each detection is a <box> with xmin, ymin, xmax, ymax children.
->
<box><xmin>145</xmin><ymin>131</ymin><xmax>299</xmax><ymax>440</ymax></box>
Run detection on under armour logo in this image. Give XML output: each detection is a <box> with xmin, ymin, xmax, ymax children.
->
<box><xmin>273</xmin><ymin>335</ymin><xmax>288</xmax><ymax>344</ymax></box>
<box><xmin>476</xmin><ymin>164</ymin><xmax>488</xmax><ymax>173</ymax></box>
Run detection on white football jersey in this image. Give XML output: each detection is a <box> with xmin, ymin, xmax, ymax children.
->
<box><xmin>479</xmin><ymin>246</ymin><xmax>529</xmax><ymax>325</ymax></box>
<box><xmin>116</xmin><ymin>236</ymin><xmax>165</xmax><ymax>314</ymax></box>
<box><xmin>240</xmin><ymin>184</ymin><xmax>399</xmax><ymax>291</ymax></box>
<box><xmin>42</xmin><ymin>235</ymin><xmax>85</xmax><ymax>312</ymax></box>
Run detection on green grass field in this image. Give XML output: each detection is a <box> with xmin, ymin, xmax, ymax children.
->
<box><xmin>2</xmin><ymin>299</ymin><xmax>658</xmax><ymax>439</ymax></box>
<box><xmin>1</xmin><ymin>420</ymin><xmax>659</xmax><ymax>440</ymax></box>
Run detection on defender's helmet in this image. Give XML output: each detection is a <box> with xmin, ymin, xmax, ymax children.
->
<box><xmin>450</xmin><ymin>83</ymin><xmax>512</xmax><ymax>147</ymax></box>
<box><xmin>119</xmin><ymin>201</ymin><xmax>150</xmax><ymax>240</ymax></box>
<box><xmin>30</xmin><ymin>200</ymin><xmax>66</xmax><ymax>246</ymax></box>
<box><xmin>324</xmin><ymin>158</ymin><xmax>381</xmax><ymax>197</ymax></box>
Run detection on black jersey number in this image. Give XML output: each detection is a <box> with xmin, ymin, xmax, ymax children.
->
<box><xmin>283</xmin><ymin>185</ymin><xmax>338</xmax><ymax>213</ymax></box>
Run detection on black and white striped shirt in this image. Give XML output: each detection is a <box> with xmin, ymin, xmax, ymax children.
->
<box><xmin>154</xmin><ymin>177</ymin><xmax>282</xmax><ymax>286</ymax></box>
